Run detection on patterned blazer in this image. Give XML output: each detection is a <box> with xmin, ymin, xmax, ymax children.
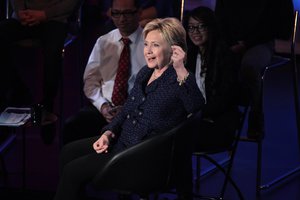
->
<box><xmin>102</xmin><ymin>65</ymin><xmax>204</xmax><ymax>152</ymax></box>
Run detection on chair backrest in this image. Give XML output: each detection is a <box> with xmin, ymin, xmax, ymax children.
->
<box><xmin>91</xmin><ymin>113</ymin><xmax>195</xmax><ymax>195</ymax></box>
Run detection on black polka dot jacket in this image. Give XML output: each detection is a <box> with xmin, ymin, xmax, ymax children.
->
<box><xmin>102</xmin><ymin>65</ymin><xmax>205</xmax><ymax>152</ymax></box>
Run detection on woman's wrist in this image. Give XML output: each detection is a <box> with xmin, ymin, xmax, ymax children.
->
<box><xmin>177</xmin><ymin>72</ymin><xmax>190</xmax><ymax>86</ymax></box>
<box><xmin>102</xmin><ymin>131</ymin><xmax>115</xmax><ymax>141</ymax></box>
<box><xmin>176</xmin><ymin>67</ymin><xmax>188</xmax><ymax>80</ymax></box>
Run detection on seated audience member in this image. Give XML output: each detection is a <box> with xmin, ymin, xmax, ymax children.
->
<box><xmin>215</xmin><ymin>0</ymin><xmax>294</xmax><ymax>139</ymax></box>
<box><xmin>105</xmin><ymin>0</ymin><xmax>157</xmax><ymax>31</ymax></box>
<box><xmin>184</xmin><ymin>6</ymin><xmax>240</xmax><ymax>150</ymax></box>
<box><xmin>62</xmin><ymin>0</ymin><xmax>146</xmax><ymax>145</ymax></box>
<box><xmin>182</xmin><ymin>6</ymin><xmax>241</xmax><ymax>195</ymax></box>
<box><xmin>53</xmin><ymin>17</ymin><xmax>204</xmax><ymax>200</ymax></box>
<box><xmin>0</xmin><ymin>0</ymin><xmax>80</xmax><ymax>116</ymax></box>
<box><xmin>105</xmin><ymin>0</ymin><xmax>176</xmax><ymax>31</ymax></box>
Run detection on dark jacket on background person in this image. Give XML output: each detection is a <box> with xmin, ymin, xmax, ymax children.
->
<box><xmin>186</xmin><ymin>40</ymin><xmax>240</xmax><ymax>121</ymax></box>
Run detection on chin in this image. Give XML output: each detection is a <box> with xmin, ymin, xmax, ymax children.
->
<box><xmin>146</xmin><ymin>62</ymin><xmax>156</xmax><ymax>68</ymax></box>
<box><xmin>147</xmin><ymin>65</ymin><xmax>157</xmax><ymax>69</ymax></box>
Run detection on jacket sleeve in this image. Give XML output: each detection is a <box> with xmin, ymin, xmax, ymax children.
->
<box><xmin>178</xmin><ymin>71</ymin><xmax>205</xmax><ymax>114</ymax></box>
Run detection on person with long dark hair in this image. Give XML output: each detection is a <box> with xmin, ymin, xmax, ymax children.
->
<box><xmin>184</xmin><ymin>6</ymin><xmax>240</xmax><ymax>151</ymax></box>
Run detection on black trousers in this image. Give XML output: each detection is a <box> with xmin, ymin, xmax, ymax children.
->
<box><xmin>54</xmin><ymin>136</ymin><xmax>115</xmax><ymax>200</ymax></box>
<box><xmin>0</xmin><ymin>18</ymin><xmax>67</xmax><ymax>112</ymax></box>
<box><xmin>55</xmin><ymin>138</ymin><xmax>195</xmax><ymax>200</ymax></box>
<box><xmin>62</xmin><ymin>103</ymin><xmax>108</xmax><ymax>145</ymax></box>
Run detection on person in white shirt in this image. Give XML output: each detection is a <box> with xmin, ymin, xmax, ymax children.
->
<box><xmin>62</xmin><ymin>0</ymin><xmax>146</xmax><ymax>145</ymax></box>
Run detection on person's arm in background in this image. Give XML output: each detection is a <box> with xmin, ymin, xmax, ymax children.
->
<box><xmin>30</xmin><ymin>0</ymin><xmax>80</xmax><ymax>21</ymax></box>
<box><xmin>83</xmin><ymin>37</ymin><xmax>116</xmax><ymax>123</ymax></box>
<box><xmin>9</xmin><ymin>0</ymin><xmax>25</xmax><ymax>12</ymax></box>
<box><xmin>10</xmin><ymin>0</ymin><xmax>80</xmax><ymax>25</ymax></box>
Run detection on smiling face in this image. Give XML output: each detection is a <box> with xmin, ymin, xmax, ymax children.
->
<box><xmin>187</xmin><ymin>16</ymin><xmax>208</xmax><ymax>48</ymax></box>
<box><xmin>144</xmin><ymin>30</ymin><xmax>172</xmax><ymax>69</ymax></box>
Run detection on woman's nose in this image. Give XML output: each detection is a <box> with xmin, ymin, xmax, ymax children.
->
<box><xmin>145</xmin><ymin>46</ymin><xmax>152</xmax><ymax>53</ymax></box>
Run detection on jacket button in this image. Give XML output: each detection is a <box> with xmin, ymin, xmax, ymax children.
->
<box><xmin>132</xmin><ymin>120</ymin><xmax>136</xmax><ymax>124</ymax></box>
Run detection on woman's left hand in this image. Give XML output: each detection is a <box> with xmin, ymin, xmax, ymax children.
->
<box><xmin>171</xmin><ymin>45</ymin><xmax>185</xmax><ymax>70</ymax></box>
<box><xmin>171</xmin><ymin>45</ymin><xmax>189</xmax><ymax>81</ymax></box>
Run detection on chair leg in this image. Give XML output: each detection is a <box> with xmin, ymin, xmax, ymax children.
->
<box><xmin>0</xmin><ymin>155</ymin><xmax>8</xmax><ymax>183</ymax></box>
<box><xmin>195</xmin><ymin>155</ymin><xmax>201</xmax><ymax>193</ymax></box>
<box><xmin>256</xmin><ymin>139</ymin><xmax>262</xmax><ymax>198</ymax></box>
<box><xmin>202</xmin><ymin>155</ymin><xmax>245</xmax><ymax>200</ymax></box>
<box><xmin>220</xmin><ymin>152</ymin><xmax>234</xmax><ymax>198</ymax></box>
<box><xmin>220</xmin><ymin>125</ymin><xmax>246</xmax><ymax>198</ymax></box>
<box><xmin>220</xmin><ymin>106</ymin><xmax>249</xmax><ymax>199</ymax></box>
<box><xmin>57</xmin><ymin>48</ymin><xmax>65</xmax><ymax>148</ymax></box>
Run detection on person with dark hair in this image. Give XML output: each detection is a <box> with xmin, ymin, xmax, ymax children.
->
<box><xmin>54</xmin><ymin>17</ymin><xmax>204</xmax><ymax>200</ymax></box>
<box><xmin>0</xmin><ymin>0</ymin><xmax>80</xmax><ymax>116</ymax></box>
<box><xmin>183</xmin><ymin>6</ymin><xmax>240</xmax><ymax>196</ymax></box>
<box><xmin>215</xmin><ymin>0</ymin><xmax>294</xmax><ymax>139</ymax></box>
<box><xmin>62</xmin><ymin>0</ymin><xmax>146</xmax><ymax>145</ymax></box>
<box><xmin>185</xmin><ymin>6</ymin><xmax>241</xmax><ymax>148</ymax></box>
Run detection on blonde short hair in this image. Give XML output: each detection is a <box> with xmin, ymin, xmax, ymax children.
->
<box><xmin>143</xmin><ymin>17</ymin><xmax>187</xmax><ymax>53</ymax></box>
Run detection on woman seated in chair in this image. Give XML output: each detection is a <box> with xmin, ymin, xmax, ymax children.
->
<box><xmin>184</xmin><ymin>6</ymin><xmax>240</xmax><ymax>151</ymax></box>
<box><xmin>54</xmin><ymin>17</ymin><xmax>204</xmax><ymax>200</ymax></box>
